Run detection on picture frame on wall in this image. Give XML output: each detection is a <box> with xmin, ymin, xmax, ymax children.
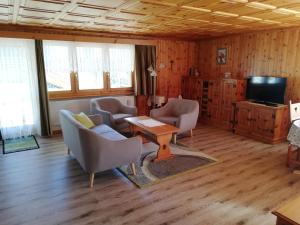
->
<box><xmin>217</xmin><ymin>48</ymin><xmax>227</xmax><ymax>65</ymax></box>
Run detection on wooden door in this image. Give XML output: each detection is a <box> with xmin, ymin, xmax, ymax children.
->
<box><xmin>235</xmin><ymin>104</ymin><xmax>252</xmax><ymax>131</ymax></box>
<box><xmin>253</xmin><ymin>107</ymin><xmax>275</xmax><ymax>137</ymax></box>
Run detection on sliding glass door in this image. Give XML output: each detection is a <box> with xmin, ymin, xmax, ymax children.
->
<box><xmin>0</xmin><ymin>38</ymin><xmax>40</xmax><ymax>139</ymax></box>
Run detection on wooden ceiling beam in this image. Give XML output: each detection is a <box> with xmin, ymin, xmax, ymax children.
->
<box><xmin>84</xmin><ymin>0</ymin><xmax>140</xmax><ymax>28</ymax></box>
<box><xmin>12</xmin><ymin>0</ymin><xmax>23</xmax><ymax>24</ymax></box>
<box><xmin>48</xmin><ymin>0</ymin><xmax>84</xmax><ymax>25</ymax></box>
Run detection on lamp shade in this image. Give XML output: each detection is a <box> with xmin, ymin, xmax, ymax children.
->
<box><xmin>147</xmin><ymin>65</ymin><xmax>157</xmax><ymax>76</ymax></box>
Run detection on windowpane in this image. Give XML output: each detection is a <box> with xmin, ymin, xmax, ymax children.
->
<box><xmin>43</xmin><ymin>43</ymin><xmax>72</xmax><ymax>91</ymax></box>
<box><xmin>76</xmin><ymin>46</ymin><xmax>104</xmax><ymax>90</ymax></box>
<box><xmin>109</xmin><ymin>45</ymin><xmax>134</xmax><ymax>88</ymax></box>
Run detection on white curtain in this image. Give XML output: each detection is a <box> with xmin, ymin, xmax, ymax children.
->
<box><xmin>75</xmin><ymin>44</ymin><xmax>104</xmax><ymax>90</ymax></box>
<box><xmin>108</xmin><ymin>44</ymin><xmax>135</xmax><ymax>88</ymax></box>
<box><xmin>0</xmin><ymin>38</ymin><xmax>40</xmax><ymax>139</ymax></box>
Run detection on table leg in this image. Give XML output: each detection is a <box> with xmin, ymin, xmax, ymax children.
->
<box><xmin>154</xmin><ymin>133</ymin><xmax>173</xmax><ymax>162</ymax></box>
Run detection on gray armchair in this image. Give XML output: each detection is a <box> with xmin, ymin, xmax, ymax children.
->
<box><xmin>150</xmin><ymin>98</ymin><xmax>199</xmax><ymax>140</ymax></box>
<box><xmin>90</xmin><ymin>97</ymin><xmax>137</xmax><ymax>131</ymax></box>
<box><xmin>59</xmin><ymin>110</ymin><xmax>142</xmax><ymax>187</ymax></box>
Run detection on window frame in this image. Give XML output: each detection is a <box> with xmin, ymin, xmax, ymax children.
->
<box><xmin>44</xmin><ymin>41</ymin><xmax>135</xmax><ymax>100</ymax></box>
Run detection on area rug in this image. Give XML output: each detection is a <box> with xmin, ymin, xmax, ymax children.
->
<box><xmin>2</xmin><ymin>135</ymin><xmax>39</xmax><ymax>154</ymax></box>
<box><xmin>118</xmin><ymin>143</ymin><xmax>219</xmax><ymax>188</ymax></box>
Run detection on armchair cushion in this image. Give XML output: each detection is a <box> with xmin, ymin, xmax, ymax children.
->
<box><xmin>100</xmin><ymin>131</ymin><xmax>126</xmax><ymax>141</ymax></box>
<box><xmin>91</xmin><ymin>124</ymin><xmax>115</xmax><ymax>134</ymax></box>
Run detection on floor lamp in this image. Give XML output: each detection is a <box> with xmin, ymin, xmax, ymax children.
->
<box><xmin>147</xmin><ymin>65</ymin><xmax>157</xmax><ymax>109</ymax></box>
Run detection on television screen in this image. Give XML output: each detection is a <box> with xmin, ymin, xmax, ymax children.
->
<box><xmin>246</xmin><ymin>76</ymin><xmax>287</xmax><ymax>104</ymax></box>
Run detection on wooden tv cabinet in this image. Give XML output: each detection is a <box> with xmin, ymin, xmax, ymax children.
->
<box><xmin>234</xmin><ymin>101</ymin><xmax>289</xmax><ymax>144</ymax></box>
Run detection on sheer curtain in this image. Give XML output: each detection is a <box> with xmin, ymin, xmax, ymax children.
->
<box><xmin>75</xmin><ymin>43</ymin><xmax>104</xmax><ymax>90</ymax></box>
<box><xmin>0</xmin><ymin>38</ymin><xmax>40</xmax><ymax>139</ymax></box>
<box><xmin>109</xmin><ymin>44</ymin><xmax>134</xmax><ymax>88</ymax></box>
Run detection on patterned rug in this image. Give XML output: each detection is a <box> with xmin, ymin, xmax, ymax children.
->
<box><xmin>2</xmin><ymin>135</ymin><xmax>39</xmax><ymax>154</ymax></box>
<box><xmin>118</xmin><ymin>143</ymin><xmax>219</xmax><ymax>188</ymax></box>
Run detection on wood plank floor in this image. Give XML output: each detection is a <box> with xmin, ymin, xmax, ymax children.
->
<box><xmin>0</xmin><ymin>125</ymin><xmax>300</xmax><ymax>225</ymax></box>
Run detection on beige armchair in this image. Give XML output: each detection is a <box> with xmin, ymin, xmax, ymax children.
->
<box><xmin>150</xmin><ymin>98</ymin><xmax>199</xmax><ymax>140</ymax></box>
<box><xmin>90</xmin><ymin>97</ymin><xmax>137</xmax><ymax>132</ymax></box>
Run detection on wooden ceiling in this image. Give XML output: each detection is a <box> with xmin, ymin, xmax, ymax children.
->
<box><xmin>2</xmin><ymin>0</ymin><xmax>300</xmax><ymax>39</ymax></box>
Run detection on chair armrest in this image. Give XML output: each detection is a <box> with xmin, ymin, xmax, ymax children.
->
<box><xmin>88</xmin><ymin>114</ymin><xmax>103</xmax><ymax>126</ymax></box>
<box><xmin>91</xmin><ymin>107</ymin><xmax>114</xmax><ymax>127</ymax></box>
<box><xmin>150</xmin><ymin>105</ymin><xmax>169</xmax><ymax>118</ymax></box>
<box><xmin>120</xmin><ymin>104</ymin><xmax>137</xmax><ymax>116</ymax></box>
<box><xmin>178</xmin><ymin>112</ymin><xmax>198</xmax><ymax>132</ymax></box>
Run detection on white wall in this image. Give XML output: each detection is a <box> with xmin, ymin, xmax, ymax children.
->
<box><xmin>49</xmin><ymin>95</ymin><xmax>135</xmax><ymax>130</ymax></box>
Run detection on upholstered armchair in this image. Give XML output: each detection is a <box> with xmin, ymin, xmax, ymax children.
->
<box><xmin>59</xmin><ymin>110</ymin><xmax>142</xmax><ymax>187</ymax></box>
<box><xmin>90</xmin><ymin>97</ymin><xmax>137</xmax><ymax>131</ymax></box>
<box><xmin>150</xmin><ymin>98</ymin><xmax>199</xmax><ymax>141</ymax></box>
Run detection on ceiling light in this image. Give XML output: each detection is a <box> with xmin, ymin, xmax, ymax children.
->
<box><xmin>181</xmin><ymin>6</ymin><xmax>211</xmax><ymax>13</ymax></box>
<box><xmin>188</xmin><ymin>18</ymin><xmax>210</xmax><ymax>23</ymax></box>
<box><xmin>261</xmin><ymin>20</ymin><xmax>281</xmax><ymax>24</ymax></box>
<box><xmin>212</xmin><ymin>22</ymin><xmax>232</xmax><ymax>26</ymax></box>
<box><xmin>221</xmin><ymin>0</ymin><xmax>248</xmax><ymax>3</ymax></box>
<box><xmin>239</xmin><ymin>16</ymin><xmax>262</xmax><ymax>21</ymax></box>
<box><xmin>234</xmin><ymin>25</ymin><xmax>248</xmax><ymax>28</ymax></box>
<box><xmin>273</xmin><ymin>8</ymin><xmax>300</xmax><ymax>15</ymax></box>
<box><xmin>246</xmin><ymin>2</ymin><xmax>276</xmax><ymax>10</ymax></box>
<box><xmin>213</xmin><ymin>11</ymin><xmax>239</xmax><ymax>17</ymax></box>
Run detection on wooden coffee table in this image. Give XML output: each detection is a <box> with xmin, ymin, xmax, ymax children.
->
<box><xmin>272</xmin><ymin>195</ymin><xmax>300</xmax><ymax>225</ymax></box>
<box><xmin>125</xmin><ymin>116</ymin><xmax>179</xmax><ymax>161</ymax></box>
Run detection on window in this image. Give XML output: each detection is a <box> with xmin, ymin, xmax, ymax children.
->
<box><xmin>109</xmin><ymin>45</ymin><xmax>134</xmax><ymax>88</ymax></box>
<box><xmin>76</xmin><ymin>46</ymin><xmax>104</xmax><ymax>90</ymax></box>
<box><xmin>43</xmin><ymin>41</ymin><xmax>135</xmax><ymax>99</ymax></box>
<box><xmin>44</xmin><ymin>42</ymin><xmax>72</xmax><ymax>92</ymax></box>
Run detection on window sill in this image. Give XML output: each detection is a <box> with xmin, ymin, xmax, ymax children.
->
<box><xmin>48</xmin><ymin>89</ymin><xmax>134</xmax><ymax>101</ymax></box>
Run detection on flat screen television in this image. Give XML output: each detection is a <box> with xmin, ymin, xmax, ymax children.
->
<box><xmin>246</xmin><ymin>76</ymin><xmax>287</xmax><ymax>105</ymax></box>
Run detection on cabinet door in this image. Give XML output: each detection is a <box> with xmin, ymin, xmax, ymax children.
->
<box><xmin>222</xmin><ymin>80</ymin><xmax>237</xmax><ymax>107</ymax></box>
<box><xmin>253</xmin><ymin>108</ymin><xmax>275</xmax><ymax>137</ymax></box>
<box><xmin>189</xmin><ymin>78</ymin><xmax>200</xmax><ymax>100</ymax></box>
<box><xmin>220</xmin><ymin>80</ymin><xmax>237</xmax><ymax>124</ymax></box>
<box><xmin>181</xmin><ymin>77</ymin><xmax>191</xmax><ymax>99</ymax></box>
<box><xmin>235</xmin><ymin>104</ymin><xmax>252</xmax><ymax>131</ymax></box>
<box><xmin>208</xmin><ymin>80</ymin><xmax>221</xmax><ymax>121</ymax></box>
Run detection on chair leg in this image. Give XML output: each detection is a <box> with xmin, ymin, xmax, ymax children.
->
<box><xmin>287</xmin><ymin>144</ymin><xmax>292</xmax><ymax>167</ymax></box>
<box><xmin>89</xmin><ymin>173</ymin><xmax>94</xmax><ymax>188</ymax></box>
<box><xmin>130</xmin><ymin>163</ymin><xmax>136</xmax><ymax>176</ymax></box>
<box><xmin>297</xmin><ymin>149</ymin><xmax>300</xmax><ymax>161</ymax></box>
<box><xmin>190</xmin><ymin>129</ymin><xmax>193</xmax><ymax>137</ymax></box>
<box><xmin>173</xmin><ymin>134</ymin><xmax>177</xmax><ymax>144</ymax></box>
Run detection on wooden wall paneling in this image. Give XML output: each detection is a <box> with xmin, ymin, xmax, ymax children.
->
<box><xmin>156</xmin><ymin>40</ymin><xmax>199</xmax><ymax>98</ymax></box>
<box><xmin>232</xmin><ymin>35</ymin><xmax>242</xmax><ymax>79</ymax></box>
<box><xmin>198</xmin><ymin>27</ymin><xmax>300</xmax><ymax>103</ymax></box>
